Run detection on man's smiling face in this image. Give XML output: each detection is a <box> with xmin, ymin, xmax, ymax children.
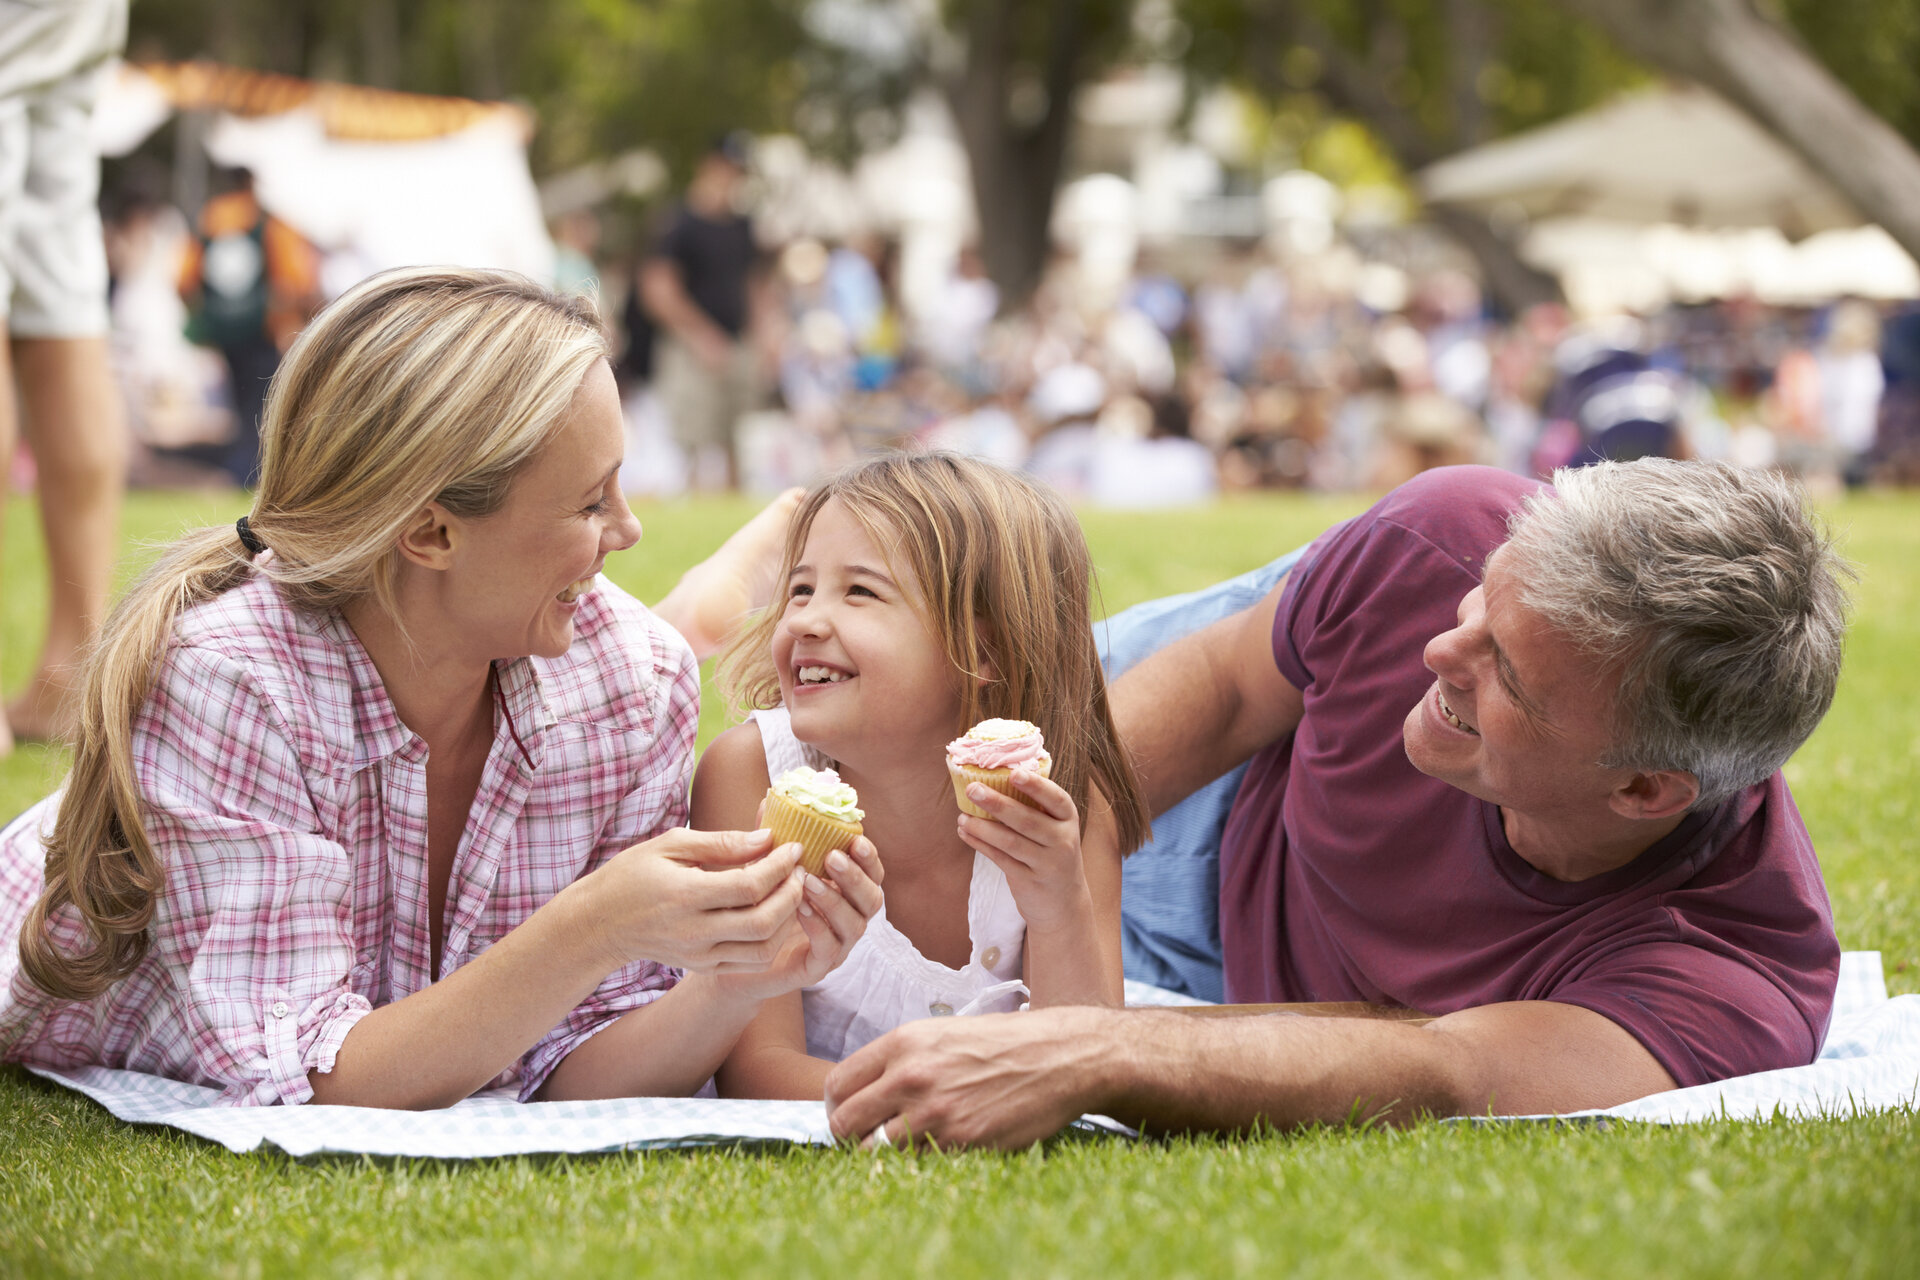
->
<box><xmin>1402</xmin><ymin>543</ymin><xmax>1635</xmax><ymax>829</ymax></box>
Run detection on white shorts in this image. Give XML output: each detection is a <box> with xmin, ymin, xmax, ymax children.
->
<box><xmin>0</xmin><ymin>0</ymin><xmax>127</xmax><ymax>338</ymax></box>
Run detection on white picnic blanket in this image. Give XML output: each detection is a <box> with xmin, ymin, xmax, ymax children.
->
<box><xmin>26</xmin><ymin>952</ymin><xmax>1913</xmax><ymax>1155</ymax></box>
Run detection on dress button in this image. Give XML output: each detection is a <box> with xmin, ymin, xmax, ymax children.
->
<box><xmin>270</xmin><ymin>1001</ymin><xmax>290</xmax><ymax>1019</ymax></box>
<box><xmin>929</xmin><ymin>1002</ymin><xmax>954</xmax><ymax>1017</ymax></box>
<box><xmin>980</xmin><ymin>946</ymin><xmax>1001</xmax><ymax>969</ymax></box>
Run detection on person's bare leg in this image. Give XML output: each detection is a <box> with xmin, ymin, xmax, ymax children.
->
<box><xmin>653</xmin><ymin>486</ymin><xmax>803</xmax><ymax>659</ymax></box>
<box><xmin>7</xmin><ymin>335</ymin><xmax>127</xmax><ymax>741</ymax></box>
<box><xmin>0</xmin><ymin>339</ymin><xmax>17</xmax><ymax>757</ymax></box>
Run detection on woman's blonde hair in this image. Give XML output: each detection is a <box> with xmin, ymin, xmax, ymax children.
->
<box><xmin>21</xmin><ymin>267</ymin><xmax>608</xmax><ymax>1001</ymax></box>
<box><xmin>719</xmin><ymin>452</ymin><xmax>1150</xmax><ymax>855</ymax></box>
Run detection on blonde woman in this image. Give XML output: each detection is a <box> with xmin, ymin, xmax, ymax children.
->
<box><xmin>0</xmin><ymin>268</ymin><xmax>882</xmax><ymax>1108</ymax></box>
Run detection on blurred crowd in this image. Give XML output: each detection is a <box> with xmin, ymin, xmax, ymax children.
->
<box><xmin>80</xmin><ymin>146</ymin><xmax>1920</xmax><ymax>506</ymax></box>
<box><xmin>602</xmin><ymin>140</ymin><xmax>1918</xmax><ymax>504</ymax></box>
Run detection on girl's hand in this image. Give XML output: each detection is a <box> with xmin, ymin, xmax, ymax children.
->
<box><xmin>715</xmin><ymin>836</ymin><xmax>886</xmax><ymax>1003</ymax></box>
<box><xmin>955</xmin><ymin>771</ymin><xmax>1091</xmax><ymax>932</ymax></box>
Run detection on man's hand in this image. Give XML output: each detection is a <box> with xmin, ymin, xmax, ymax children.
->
<box><xmin>824</xmin><ymin>1008</ymin><xmax>1111</xmax><ymax>1150</ymax></box>
<box><xmin>688</xmin><ymin>326</ymin><xmax>735</xmax><ymax>373</ymax></box>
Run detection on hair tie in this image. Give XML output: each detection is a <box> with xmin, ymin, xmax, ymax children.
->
<box><xmin>235</xmin><ymin>515</ymin><xmax>266</xmax><ymax>556</ymax></box>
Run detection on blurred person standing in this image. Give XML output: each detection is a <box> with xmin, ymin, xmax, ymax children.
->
<box><xmin>1815</xmin><ymin>300</ymin><xmax>1883</xmax><ymax>487</ymax></box>
<box><xmin>0</xmin><ymin>0</ymin><xmax>131</xmax><ymax>753</ymax></box>
<box><xmin>177</xmin><ymin>166</ymin><xmax>319</xmax><ymax>486</ymax></box>
<box><xmin>640</xmin><ymin>132</ymin><xmax>770</xmax><ymax>490</ymax></box>
<box><xmin>1869</xmin><ymin>305</ymin><xmax>1920</xmax><ymax>485</ymax></box>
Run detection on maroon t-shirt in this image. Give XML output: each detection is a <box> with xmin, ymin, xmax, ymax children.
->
<box><xmin>1217</xmin><ymin>465</ymin><xmax>1840</xmax><ymax>1087</ymax></box>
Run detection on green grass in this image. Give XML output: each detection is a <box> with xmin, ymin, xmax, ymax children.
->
<box><xmin>2</xmin><ymin>488</ymin><xmax>1916</xmax><ymax>1279</ymax></box>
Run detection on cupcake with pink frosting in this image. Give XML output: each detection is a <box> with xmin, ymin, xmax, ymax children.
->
<box><xmin>946</xmin><ymin>718</ymin><xmax>1052</xmax><ymax>818</ymax></box>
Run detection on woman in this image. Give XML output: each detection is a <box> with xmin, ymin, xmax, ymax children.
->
<box><xmin>0</xmin><ymin>268</ymin><xmax>882</xmax><ymax>1108</ymax></box>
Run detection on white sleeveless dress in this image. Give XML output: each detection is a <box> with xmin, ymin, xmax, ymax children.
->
<box><xmin>751</xmin><ymin>707</ymin><xmax>1030</xmax><ymax>1063</ymax></box>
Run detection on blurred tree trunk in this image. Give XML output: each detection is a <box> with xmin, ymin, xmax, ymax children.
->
<box><xmin>1556</xmin><ymin>0</ymin><xmax>1920</xmax><ymax>261</ymax></box>
<box><xmin>945</xmin><ymin>0</ymin><xmax>1087</xmax><ymax>313</ymax></box>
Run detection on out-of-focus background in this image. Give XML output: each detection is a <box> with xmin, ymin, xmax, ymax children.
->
<box><xmin>61</xmin><ymin>0</ymin><xmax>1920</xmax><ymax>502</ymax></box>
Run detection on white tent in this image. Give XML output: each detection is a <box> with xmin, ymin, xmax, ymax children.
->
<box><xmin>94</xmin><ymin>62</ymin><xmax>554</xmax><ymax>289</ymax></box>
<box><xmin>1419</xmin><ymin>83</ymin><xmax>1857</xmax><ymax>237</ymax></box>
<box><xmin>1418</xmin><ymin>84</ymin><xmax>1918</xmax><ymax>311</ymax></box>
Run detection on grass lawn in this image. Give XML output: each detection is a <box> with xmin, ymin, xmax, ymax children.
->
<box><xmin>2</xmin><ymin>486</ymin><xmax>1916</xmax><ymax>1279</ymax></box>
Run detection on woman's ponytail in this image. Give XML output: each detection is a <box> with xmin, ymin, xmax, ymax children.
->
<box><xmin>17</xmin><ymin>527</ymin><xmax>257</xmax><ymax>1000</ymax></box>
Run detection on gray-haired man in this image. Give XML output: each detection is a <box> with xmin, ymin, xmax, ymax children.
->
<box><xmin>825</xmin><ymin>461</ymin><xmax>1850</xmax><ymax>1148</ymax></box>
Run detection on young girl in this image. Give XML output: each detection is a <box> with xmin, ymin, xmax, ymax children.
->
<box><xmin>697</xmin><ymin>452</ymin><xmax>1151</xmax><ymax>1100</ymax></box>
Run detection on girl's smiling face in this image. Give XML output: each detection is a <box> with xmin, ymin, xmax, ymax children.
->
<box><xmin>775</xmin><ymin>499</ymin><xmax>965</xmax><ymax>763</ymax></box>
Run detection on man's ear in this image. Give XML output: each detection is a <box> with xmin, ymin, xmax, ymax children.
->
<box><xmin>1608</xmin><ymin>768</ymin><xmax>1700</xmax><ymax>823</ymax></box>
<box><xmin>395</xmin><ymin>501</ymin><xmax>461</xmax><ymax>572</ymax></box>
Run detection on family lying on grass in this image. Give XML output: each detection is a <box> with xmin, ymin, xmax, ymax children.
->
<box><xmin>0</xmin><ymin>268</ymin><xmax>1850</xmax><ymax>1149</ymax></box>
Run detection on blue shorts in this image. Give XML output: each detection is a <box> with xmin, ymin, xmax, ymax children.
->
<box><xmin>1096</xmin><ymin>546</ymin><xmax>1305</xmax><ymax>1001</ymax></box>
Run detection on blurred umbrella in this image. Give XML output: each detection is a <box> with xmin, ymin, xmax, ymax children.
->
<box><xmin>1419</xmin><ymin>83</ymin><xmax>1859</xmax><ymax>238</ymax></box>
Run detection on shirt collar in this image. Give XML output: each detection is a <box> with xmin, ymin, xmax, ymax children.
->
<box><xmin>491</xmin><ymin>654</ymin><xmax>554</xmax><ymax>770</ymax></box>
<box><xmin>313</xmin><ymin>611</ymin><xmax>556</xmax><ymax>771</ymax></box>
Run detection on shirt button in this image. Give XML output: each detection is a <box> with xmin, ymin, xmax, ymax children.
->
<box><xmin>270</xmin><ymin>1001</ymin><xmax>290</xmax><ymax>1019</ymax></box>
<box><xmin>929</xmin><ymin>1002</ymin><xmax>954</xmax><ymax>1017</ymax></box>
<box><xmin>980</xmin><ymin>947</ymin><xmax>1001</xmax><ymax>969</ymax></box>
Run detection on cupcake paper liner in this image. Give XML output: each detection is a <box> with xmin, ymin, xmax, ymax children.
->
<box><xmin>948</xmin><ymin>758</ymin><xmax>1051</xmax><ymax>819</ymax></box>
<box><xmin>763</xmin><ymin>789</ymin><xmax>862</xmax><ymax>875</ymax></box>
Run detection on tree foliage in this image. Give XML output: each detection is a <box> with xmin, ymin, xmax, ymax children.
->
<box><xmin>126</xmin><ymin>0</ymin><xmax>901</xmax><ymax>181</ymax></box>
<box><xmin>126</xmin><ymin>0</ymin><xmax>1920</xmax><ymax>299</ymax></box>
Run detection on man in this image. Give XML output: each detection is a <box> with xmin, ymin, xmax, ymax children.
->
<box><xmin>177</xmin><ymin>167</ymin><xmax>320</xmax><ymax>486</ymax></box>
<box><xmin>0</xmin><ymin>0</ymin><xmax>130</xmax><ymax>751</ymax></box>
<box><xmin>640</xmin><ymin>132</ymin><xmax>771</xmax><ymax>490</ymax></box>
<box><xmin>824</xmin><ymin>460</ymin><xmax>1849</xmax><ymax>1148</ymax></box>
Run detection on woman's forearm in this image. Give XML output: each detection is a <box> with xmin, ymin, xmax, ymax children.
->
<box><xmin>308</xmin><ymin>882</ymin><xmax>616</xmax><ymax>1109</ymax></box>
<box><xmin>307</xmin><ymin>827</ymin><xmax>803</xmax><ymax>1108</ymax></box>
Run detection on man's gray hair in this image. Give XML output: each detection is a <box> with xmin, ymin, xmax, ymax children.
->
<box><xmin>1504</xmin><ymin>459</ymin><xmax>1851</xmax><ymax>809</ymax></box>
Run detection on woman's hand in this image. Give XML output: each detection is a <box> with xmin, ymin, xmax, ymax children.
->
<box><xmin>714</xmin><ymin>836</ymin><xmax>885</xmax><ymax>1002</ymax></box>
<box><xmin>575</xmin><ymin>827</ymin><xmax>812</xmax><ymax>975</ymax></box>
<box><xmin>955</xmin><ymin>771</ymin><xmax>1091</xmax><ymax>932</ymax></box>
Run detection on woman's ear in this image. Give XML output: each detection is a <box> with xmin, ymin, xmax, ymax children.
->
<box><xmin>395</xmin><ymin>501</ymin><xmax>461</xmax><ymax>572</ymax></box>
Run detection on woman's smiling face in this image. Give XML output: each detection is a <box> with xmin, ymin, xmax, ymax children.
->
<box><xmin>443</xmin><ymin>360</ymin><xmax>641</xmax><ymax>661</ymax></box>
<box><xmin>773</xmin><ymin>499</ymin><xmax>964</xmax><ymax>762</ymax></box>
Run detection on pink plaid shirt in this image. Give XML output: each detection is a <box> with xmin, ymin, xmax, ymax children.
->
<box><xmin>0</xmin><ymin>573</ymin><xmax>699</xmax><ymax>1105</ymax></box>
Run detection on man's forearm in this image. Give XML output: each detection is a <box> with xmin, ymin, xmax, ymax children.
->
<box><xmin>1082</xmin><ymin>1009</ymin><xmax>1472</xmax><ymax>1133</ymax></box>
<box><xmin>1080</xmin><ymin>999</ymin><xmax>1677</xmax><ymax>1132</ymax></box>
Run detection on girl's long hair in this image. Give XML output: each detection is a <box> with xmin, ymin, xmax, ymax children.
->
<box><xmin>719</xmin><ymin>451</ymin><xmax>1150</xmax><ymax>855</ymax></box>
<box><xmin>19</xmin><ymin>267</ymin><xmax>607</xmax><ymax>1001</ymax></box>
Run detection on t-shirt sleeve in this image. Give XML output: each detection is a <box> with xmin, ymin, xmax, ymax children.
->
<box><xmin>514</xmin><ymin>617</ymin><xmax>702</xmax><ymax>1100</ymax></box>
<box><xmin>1550</xmin><ymin>941</ymin><xmax>1826</xmax><ymax>1087</ymax></box>
<box><xmin>132</xmin><ymin>644</ymin><xmax>373</xmax><ymax>1106</ymax></box>
<box><xmin>1274</xmin><ymin>467</ymin><xmax>1541</xmax><ymax>693</ymax></box>
<box><xmin>1273</xmin><ymin>519</ymin><xmax>1356</xmax><ymax>691</ymax></box>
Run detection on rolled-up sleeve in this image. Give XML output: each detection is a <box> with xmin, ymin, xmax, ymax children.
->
<box><xmin>135</xmin><ymin>645</ymin><xmax>372</xmax><ymax>1106</ymax></box>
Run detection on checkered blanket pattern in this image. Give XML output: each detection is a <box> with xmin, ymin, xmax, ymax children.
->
<box><xmin>26</xmin><ymin>953</ymin><xmax>1909</xmax><ymax>1155</ymax></box>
